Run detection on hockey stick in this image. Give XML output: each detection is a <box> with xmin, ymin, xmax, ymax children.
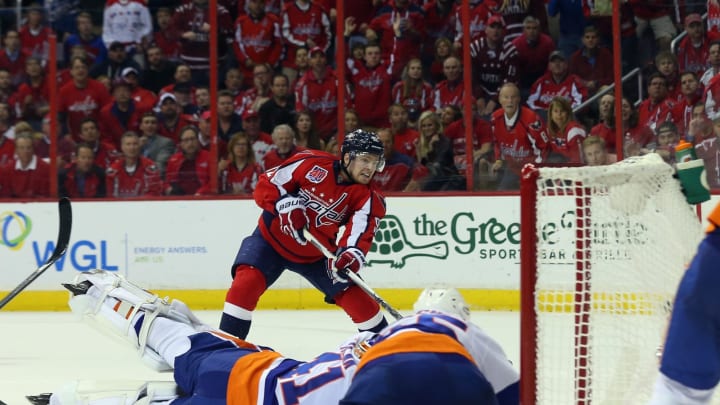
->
<box><xmin>302</xmin><ymin>228</ymin><xmax>403</xmax><ymax>320</ymax></box>
<box><xmin>0</xmin><ymin>198</ymin><xmax>72</xmax><ymax>309</ymax></box>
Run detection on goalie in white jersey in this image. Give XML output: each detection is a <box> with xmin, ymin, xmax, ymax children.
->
<box><xmin>39</xmin><ymin>271</ymin><xmax>518</xmax><ymax>404</ymax></box>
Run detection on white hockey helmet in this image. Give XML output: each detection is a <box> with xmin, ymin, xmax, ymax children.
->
<box><xmin>413</xmin><ymin>287</ymin><xmax>471</xmax><ymax>321</ymax></box>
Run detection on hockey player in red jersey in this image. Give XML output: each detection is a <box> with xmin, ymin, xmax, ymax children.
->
<box><xmin>220</xmin><ymin>129</ymin><xmax>389</xmax><ymax>339</ymax></box>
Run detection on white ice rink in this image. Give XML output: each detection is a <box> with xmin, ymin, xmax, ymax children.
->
<box><xmin>0</xmin><ymin>309</ymin><xmax>520</xmax><ymax>405</ymax></box>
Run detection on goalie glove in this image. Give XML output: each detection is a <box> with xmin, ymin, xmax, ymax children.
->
<box><xmin>275</xmin><ymin>194</ymin><xmax>308</xmax><ymax>245</ymax></box>
<box><xmin>327</xmin><ymin>247</ymin><xmax>365</xmax><ymax>283</ymax></box>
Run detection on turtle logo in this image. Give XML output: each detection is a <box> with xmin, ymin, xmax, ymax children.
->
<box><xmin>368</xmin><ymin>215</ymin><xmax>449</xmax><ymax>269</ymax></box>
<box><xmin>0</xmin><ymin>211</ymin><xmax>32</xmax><ymax>251</ymax></box>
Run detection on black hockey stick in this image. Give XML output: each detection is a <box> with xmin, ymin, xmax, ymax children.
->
<box><xmin>0</xmin><ymin>198</ymin><xmax>72</xmax><ymax>309</ymax></box>
<box><xmin>302</xmin><ymin>228</ymin><xmax>403</xmax><ymax>321</ymax></box>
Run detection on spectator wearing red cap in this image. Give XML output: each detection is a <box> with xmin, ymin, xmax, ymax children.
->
<box><xmin>233</xmin><ymin>0</ymin><xmax>283</xmax><ymax>88</ymax></box>
<box><xmin>470</xmin><ymin>15</ymin><xmax>520</xmax><ymax>117</ymax></box>
<box><xmin>677</xmin><ymin>13</ymin><xmax>720</xmax><ymax>76</ymax></box>
<box><xmin>280</xmin><ymin>0</ymin><xmax>332</xmax><ymax>85</ymax></box>
<box><xmin>295</xmin><ymin>46</ymin><xmax>338</xmax><ymax>141</ymax></box>
<box><xmin>241</xmin><ymin>107</ymin><xmax>274</xmax><ymax>169</ymax></box>
<box><xmin>367</xmin><ymin>0</ymin><xmax>425</xmax><ymax>79</ymax></box>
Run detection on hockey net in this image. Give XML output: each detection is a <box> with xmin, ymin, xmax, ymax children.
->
<box><xmin>519</xmin><ymin>153</ymin><xmax>704</xmax><ymax>404</ymax></box>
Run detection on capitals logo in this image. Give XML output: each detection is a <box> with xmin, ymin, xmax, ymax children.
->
<box><xmin>0</xmin><ymin>211</ymin><xmax>32</xmax><ymax>251</ymax></box>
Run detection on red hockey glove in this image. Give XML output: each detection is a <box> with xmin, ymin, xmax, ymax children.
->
<box><xmin>327</xmin><ymin>247</ymin><xmax>365</xmax><ymax>283</ymax></box>
<box><xmin>275</xmin><ymin>194</ymin><xmax>308</xmax><ymax>245</ymax></box>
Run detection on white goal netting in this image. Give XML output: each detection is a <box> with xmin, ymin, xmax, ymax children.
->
<box><xmin>524</xmin><ymin>153</ymin><xmax>705</xmax><ymax>404</ymax></box>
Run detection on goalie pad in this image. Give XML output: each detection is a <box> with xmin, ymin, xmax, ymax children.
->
<box><xmin>48</xmin><ymin>380</ymin><xmax>179</xmax><ymax>405</ymax></box>
<box><xmin>68</xmin><ymin>270</ymin><xmax>210</xmax><ymax>371</ymax></box>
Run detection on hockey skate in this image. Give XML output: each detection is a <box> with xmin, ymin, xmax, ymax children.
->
<box><xmin>65</xmin><ymin>269</ymin><xmax>209</xmax><ymax>371</ymax></box>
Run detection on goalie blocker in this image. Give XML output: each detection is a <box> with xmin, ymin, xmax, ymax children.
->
<box><xmin>46</xmin><ymin>272</ymin><xmax>519</xmax><ymax>404</ymax></box>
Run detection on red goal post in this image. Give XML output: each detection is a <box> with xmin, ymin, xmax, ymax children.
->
<box><xmin>519</xmin><ymin>154</ymin><xmax>703</xmax><ymax>404</ymax></box>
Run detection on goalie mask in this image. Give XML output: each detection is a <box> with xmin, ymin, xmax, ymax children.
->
<box><xmin>413</xmin><ymin>287</ymin><xmax>471</xmax><ymax>321</ymax></box>
<box><xmin>341</xmin><ymin>129</ymin><xmax>385</xmax><ymax>173</ymax></box>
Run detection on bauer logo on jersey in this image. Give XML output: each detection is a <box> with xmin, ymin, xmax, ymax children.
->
<box><xmin>306</xmin><ymin>165</ymin><xmax>328</xmax><ymax>183</ymax></box>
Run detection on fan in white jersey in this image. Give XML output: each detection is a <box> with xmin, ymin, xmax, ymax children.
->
<box><xmin>35</xmin><ymin>271</ymin><xmax>518</xmax><ymax>405</ymax></box>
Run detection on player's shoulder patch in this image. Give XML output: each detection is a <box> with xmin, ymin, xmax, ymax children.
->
<box><xmin>305</xmin><ymin>165</ymin><xmax>328</xmax><ymax>183</ymax></box>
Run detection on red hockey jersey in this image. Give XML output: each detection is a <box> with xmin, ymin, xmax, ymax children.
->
<box><xmin>491</xmin><ymin>106</ymin><xmax>549</xmax><ymax>173</ymax></box>
<box><xmin>106</xmin><ymin>156</ymin><xmax>162</xmax><ymax>197</ymax></box>
<box><xmin>254</xmin><ymin>150</ymin><xmax>386</xmax><ymax>263</ymax></box>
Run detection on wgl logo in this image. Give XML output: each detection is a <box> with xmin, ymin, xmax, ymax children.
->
<box><xmin>0</xmin><ymin>211</ymin><xmax>32</xmax><ymax>250</ymax></box>
<box><xmin>32</xmin><ymin>240</ymin><xmax>119</xmax><ymax>272</ymax></box>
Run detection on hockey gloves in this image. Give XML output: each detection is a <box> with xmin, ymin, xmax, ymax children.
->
<box><xmin>327</xmin><ymin>247</ymin><xmax>365</xmax><ymax>283</ymax></box>
<box><xmin>275</xmin><ymin>194</ymin><xmax>308</xmax><ymax>245</ymax></box>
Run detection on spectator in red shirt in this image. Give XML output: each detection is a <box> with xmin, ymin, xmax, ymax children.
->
<box><xmin>568</xmin><ymin>25</ymin><xmax>613</xmax><ymax>95</ymax></box>
<box><xmin>366</xmin><ymin>0</ymin><xmax>425</xmax><ymax>79</ymax></box>
<box><xmin>18</xmin><ymin>5</ymin><xmax>51</xmax><ymax>61</ymax></box>
<box><xmin>433</xmin><ymin>55</ymin><xmax>465</xmax><ymax>111</ymax></box>
<box><xmin>242</xmin><ymin>108</ymin><xmax>275</xmax><ymax>168</ymax></box>
<box><xmin>236</xmin><ymin>63</ymin><xmax>272</xmax><ymax>117</ymax></box>
<box><xmin>429</xmin><ymin>37</ymin><xmax>455</xmax><ymax>85</ymax></box>
<box><xmin>0</xmin><ymin>128</ymin><xmax>13</xmax><ymax>166</ymax></box>
<box><xmin>620</xmin><ymin>96</ymin><xmax>656</xmax><ymax>155</ymax></box>
<box><xmin>152</xmin><ymin>8</ymin><xmax>181</xmax><ymax>62</ymax></box>
<box><xmin>372</xmin><ymin>127</ymin><xmax>417</xmax><ymax>192</ymax></box>
<box><xmin>106</xmin><ymin>131</ymin><xmax>162</xmax><ymax>197</ymax></box>
<box><xmin>121</xmin><ymin>67</ymin><xmax>157</xmax><ymax>113</ymax></box>
<box><xmin>295</xmin><ymin>46</ymin><xmax>338</xmax><ymax>142</ymax></box>
<box><xmin>389</xmin><ymin>103</ymin><xmax>420</xmax><ymax>160</ymax></box>
<box><xmin>0</xmin><ymin>30</ymin><xmax>29</xmax><ymax>87</ymax></box>
<box><xmin>491</xmin><ymin>82</ymin><xmax>549</xmax><ymax>190</ymax></box>
<box><xmin>0</xmin><ymin>132</ymin><xmax>50</xmax><ymax>198</ymax></box>
<box><xmin>546</xmin><ymin>96</ymin><xmax>588</xmax><ymax>163</ymax></box>
<box><xmin>233</xmin><ymin>0</ymin><xmax>283</xmax><ymax>87</ymax></box>
<box><xmin>512</xmin><ymin>16</ymin><xmax>556</xmax><ymax>96</ymax></box>
<box><xmin>58</xmin><ymin>56</ymin><xmax>113</xmax><ymax>141</ymax></box>
<box><xmin>280</xmin><ymin>0</ymin><xmax>332</xmax><ymax>84</ymax></box>
<box><xmin>59</xmin><ymin>142</ymin><xmax>107</xmax><ymax>198</ymax></box>
<box><xmin>99</xmin><ymin>79</ymin><xmax>145</xmax><ymax>147</ymax></box>
<box><xmin>155</xmin><ymin>93</ymin><xmax>195</xmax><ymax>143</ymax></box>
<box><xmin>637</xmin><ymin>73</ymin><xmax>675</xmax><ymax>132</ymax></box>
<box><xmin>589</xmin><ymin>93</ymin><xmax>618</xmax><ymax>153</ymax></box>
<box><xmin>672</xmin><ymin>71</ymin><xmax>703</xmax><ymax>136</ymax></box>
<box><xmin>346</xmin><ymin>41</ymin><xmax>393</xmax><ymax>128</ymax></box>
<box><xmin>219</xmin><ymin>131</ymin><xmax>263</xmax><ymax>195</ymax></box>
<box><xmin>263</xmin><ymin>124</ymin><xmax>306</xmax><ymax>169</ymax></box>
<box><xmin>677</xmin><ymin>13</ymin><xmax>720</xmax><ymax>76</ymax></box>
<box><xmin>423</xmin><ymin>0</ymin><xmax>457</xmax><ymax>62</ymax></box>
<box><xmin>628</xmin><ymin>0</ymin><xmax>678</xmax><ymax>54</ymax></box>
<box><xmin>10</xmin><ymin>57</ymin><xmax>49</xmax><ymax>125</ymax></box>
<box><xmin>77</xmin><ymin>117</ymin><xmax>119</xmax><ymax>170</ymax></box>
<box><xmin>392</xmin><ymin>58</ymin><xmax>435</xmax><ymax>125</ymax></box>
<box><xmin>527</xmin><ymin>50</ymin><xmax>587</xmax><ymax>114</ymax></box>
<box><xmin>164</xmin><ymin>125</ymin><xmax>211</xmax><ymax>195</ymax></box>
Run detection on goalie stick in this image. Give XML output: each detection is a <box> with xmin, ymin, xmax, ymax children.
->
<box><xmin>302</xmin><ymin>228</ymin><xmax>403</xmax><ymax>321</ymax></box>
<box><xmin>0</xmin><ymin>198</ymin><xmax>72</xmax><ymax>310</ymax></box>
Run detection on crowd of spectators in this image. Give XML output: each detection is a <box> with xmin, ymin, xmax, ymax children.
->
<box><xmin>0</xmin><ymin>0</ymin><xmax>719</xmax><ymax>198</ymax></box>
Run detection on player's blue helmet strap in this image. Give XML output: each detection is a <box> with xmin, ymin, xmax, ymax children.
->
<box><xmin>341</xmin><ymin>129</ymin><xmax>386</xmax><ymax>172</ymax></box>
